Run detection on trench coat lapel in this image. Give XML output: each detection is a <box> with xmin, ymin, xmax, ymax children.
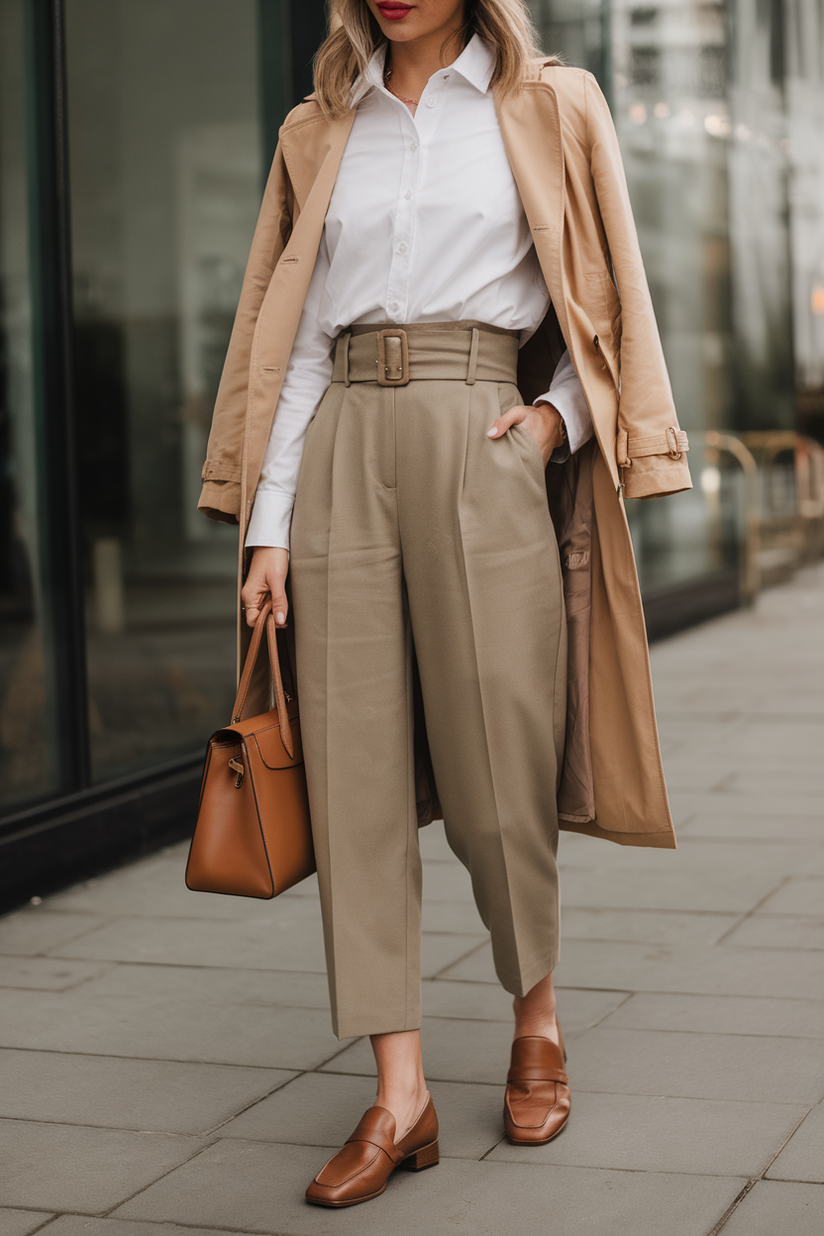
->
<box><xmin>494</xmin><ymin>83</ymin><xmax>571</xmax><ymax>354</ymax></box>
<box><xmin>280</xmin><ymin>106</ymin><xmax>356</xmax><ymax>216</ymax></box>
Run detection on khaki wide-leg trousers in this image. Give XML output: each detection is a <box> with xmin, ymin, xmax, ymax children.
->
<box><xmin>290</xmin><ymin>322</ymin><xmax>566</xmax><ymax>1040</ymax></box>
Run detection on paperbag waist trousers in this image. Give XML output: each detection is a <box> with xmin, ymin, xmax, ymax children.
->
<box><xmin>289</xmin><ymin>322</ymin><xmax>567</xmax><ymax>1040</ymax></box>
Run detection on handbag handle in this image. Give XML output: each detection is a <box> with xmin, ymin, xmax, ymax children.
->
<box><xmin>231</xmin><ymin>605</ymin><xmax>295</xmax><ymax>759</ymax></box>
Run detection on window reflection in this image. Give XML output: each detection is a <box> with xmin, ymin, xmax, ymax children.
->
<box><xmin>0</xmin><ymin>0</ymin><xmax>60</xmax><ymax>808</ymax></box>
<box><xmin>65</xmin><ymin>0</ymin><xmax>261</xmax><ymax>780</ymax></box>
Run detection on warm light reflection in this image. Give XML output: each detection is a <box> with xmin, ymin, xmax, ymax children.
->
<box><xmin>700</xmin><ymin>466</ymin><xmax>722</xmax><ymax>496</ymax></box>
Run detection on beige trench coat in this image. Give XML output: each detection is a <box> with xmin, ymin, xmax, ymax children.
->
<box><xmin>198</xmin><ymin>62</ymin><xmax>693</xmax><ymax>849</ymax></box>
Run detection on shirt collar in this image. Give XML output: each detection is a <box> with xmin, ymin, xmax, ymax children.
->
<box><xmin>350</xmin><ymin>34</ymin><xmax>495</xmax><ymax>107</ymax></box>
<box><xmin>448</xmin><ymin>34</ymin><xmax>495</xmax><ymax>94</ymax></box>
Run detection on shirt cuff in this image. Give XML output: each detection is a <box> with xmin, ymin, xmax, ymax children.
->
<box><xmin>244</xmin><ymin>490</ymin><xmax>295</xmax><ymax>552</ymax></box>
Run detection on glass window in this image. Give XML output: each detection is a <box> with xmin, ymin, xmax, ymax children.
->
<box><xmin>0</xmin><ymin>0</ymin><xmax>62</xmax><ymax>810</ymax></box>
<box><xmin>65</xmin><ymin>1</ymin><xmax>264</xmax><ymax>781</ymax></box>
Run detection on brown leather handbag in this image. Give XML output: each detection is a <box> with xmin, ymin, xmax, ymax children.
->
<box><xmin>185</xmin><ymin>605</ymin><xmax>314</xmax><ymax>898</ymax></box>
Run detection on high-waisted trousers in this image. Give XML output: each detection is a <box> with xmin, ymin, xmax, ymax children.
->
<box><xmin>289</xmin><ymin>322</ymin><xmax>566</xmax><ymax>1040</ymax></box>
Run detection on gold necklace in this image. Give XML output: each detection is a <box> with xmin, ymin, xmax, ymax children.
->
<box><xmin>384</xmin><ymin>70</ymin><xmax>419</xmax><ymax>107</ymax></box>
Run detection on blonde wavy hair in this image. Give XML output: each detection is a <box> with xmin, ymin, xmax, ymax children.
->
<box><xmin>314</xmin><ymin>0</ymin><xmax>546</xmax><ymax>117</ymax></box>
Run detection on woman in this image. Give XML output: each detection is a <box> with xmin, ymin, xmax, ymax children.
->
<box><xmin>199</xmin><ymin>0</ymin><xmax>691</xmax><ymax>1209</ymax></box>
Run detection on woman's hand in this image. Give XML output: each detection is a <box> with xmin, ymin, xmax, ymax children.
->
<box><xmin>241</xmin><ymin>546</ymin><xmax>290</xmax><ymax>628</ymax></box>
<box><xmin>486</xmin><ymin>401</ymin><xmax>565</xmax><ymax>467</ymax></box>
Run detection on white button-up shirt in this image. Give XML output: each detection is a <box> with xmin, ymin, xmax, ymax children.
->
<box><xmin>246</xmin><ymin>35</ymin><xmax>593</xmax><ymax>550</ymax></box>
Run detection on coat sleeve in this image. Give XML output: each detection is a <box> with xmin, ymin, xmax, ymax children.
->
<box><xmin>198</xmin><ymin>136</ymin><xmax>295</xmax><ymax>523</ymax></box>
<box><xmin>584</xmin><ymin>74</ymin><xmax>692</xmax><ymax>500</ymax></box>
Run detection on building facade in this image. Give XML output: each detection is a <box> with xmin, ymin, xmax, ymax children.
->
<box><xmin>1</xmin><ymin>0</ymin><xmax>823</xmax><ymax>904</ymax></box>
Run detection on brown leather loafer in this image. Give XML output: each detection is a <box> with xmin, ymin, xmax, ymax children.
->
<box><xmin>504</xmin><ymin>1026</ymin><xmax>570</xmax><ymax>1145</ymax></box>
<box><xmin>305</xmin><ymin>1095</ymin><xmax>439</xmax><ymax>1208</ymax></box>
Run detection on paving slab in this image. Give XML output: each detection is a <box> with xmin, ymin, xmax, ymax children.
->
<box><xmin>757</xmin><ymin>878</ymin><xmax>824</xmax><ymax>915</ymax></box>
<box><xmin>44</xmin><ymin>847</ymin><xmax>295</xmax><ymax>921</ymax></box>
<box><xmin>418</xmin><ymin>822</ymin><xmax>456</xmax><ymax>861</ymax></box>
<box><xmin>718</xmin><ymin>1180</ymin><xmax>824</xmax><ymax>1236</ymax></box>
<box><xmin>0</xmin><ymin>910</ymin><xmax>109</xmax><ymax>955</ymax></box>
<box><xmin>724</xmin><ymin>769</ymin><xmax>824</xmax><ymax>795</ymax></box>
<box><xmin>0</xmin><ymin>990</ymin><xmax>343</xmax><ymax>1069</ymax></box>
<box><xmin>713</xmin><ymin>724</ymin><xmax>824</xmax><ymax>760</ymax></box>
<box><xmin>667</xmin><ymin>789</ymin><xmax>824</xmax><ymax>820</ymax></box>
<box><xmin>0</xmin><ymin>957</ymin><xmax>112</xmax><ymax>990</ymax></box>
<box><xmin>677</xmin><ymin>812</ymin><xmax>824</xmax><ymax>840</ymax></box>
<box><xmin>564</xmin><ymin>837</ymin><xmax>824</xmax><ymax>878</ymax></box>
<box><xmin>601</xmin><ymin>992</ymin><xmax>824</xmax><ymax>1038</ymax></box>
<box><xmin>0</xmin><ymin>1120</ymin><xmax>203</xmax><ymax>1214</ymax></box>
<box><xmin>442</xmin><ymin>937</ymin><xmax>824</xmax><ymax>1000</ymax></box>
<box><xmin>766</xmin><ymin>1100</ymin><xmax>824</xmax><ymax>1182</ymax></box>
<box><xmin>420</xmin><ymin>978</ymin><xmax>515</xmax><ymax>1020</ymax></box>
<box><xmin>567</xmin><ymin>1027</ymin><xmax>824</xmax><ymax>1103</ymax></box>
<box><xmin>0</xmin><ymin>1212</ymin><xmax>54</xmax><ymax>1236</ymax></box>
<box><xmin>421</xmin><ymin>932</ymin><xmax>490</xmax><ymax>978</ymax></box>
<box><xmin>41</xmin><ymin>1220</ymin><xmax>260</xmax><ymax>1236</ymax></box>
<box><xmin>0</xmin><ymin>1049</ymin><xmax>295</xmax><ymax>1133</ymax></box>
<box><xmin>548</xmin><ymin>864</ymin><xmax>782</xmax><ymax>913</ymax></box>
<box><xmin>488</xmin><ymin>1091</ymin><xmax>808</xmax><ymax>1176</ymax></box>
<box><xmin>114</xmin><ymin>1137</ymin><xmax>743</xmax><ymax>1236</ymax></box>
<box><xmin>420</xmin><ymin>899</ymin><xmax>488</xmax><ymax>933</ymax></box>
<box><xmin>722</xmin><ymin>914</ymin><xmax>824</xmax><ymax>950</ymax></box>
<box><xmin>421</xmin><ymin>861</ymin><xmax>476</xmax><ymax>902</ymax></box>
<box><xmin>559</xmin><ymin>906</ymin><xmax>738</xmax><ymax>945</ymax></box>
<box><xmin>552</xmin><ymin>937</ymin><xmax>824</xmax><ymax>1000</ymax></box>
<box><xmin>77</xmin><ymin>963</ymin><xmax>332</xmax><ymax>1009</ymax></box>
<box><xmin>46</xmin><ymin>905</ymin><xmax>329</xmax><ymax>972</ymax></box>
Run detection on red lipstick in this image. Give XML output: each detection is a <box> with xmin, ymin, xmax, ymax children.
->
<box><xmin>377</xmin><ymin>2</ymin><xmax>414</xmax><ymax>18</ymax></box>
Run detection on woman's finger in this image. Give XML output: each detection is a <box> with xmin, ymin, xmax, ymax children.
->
<box><xmin>269</xmin><ymin>582</ymin><xmax>289</xmax><ymax>627</ymax></box>
<box><xmin>486</xmin><ymin>404</ymin><xmax>528</xmax><ymax>439</ymax></box>
<box><xmin>242</xmin><ymin>589</ymin><xmax>268</xmax><ymax>627</ymax></box>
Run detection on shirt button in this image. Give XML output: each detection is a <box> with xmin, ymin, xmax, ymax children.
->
<box><xmin>397</xmin><ymin>243</ymin><xmax>407</xmax><ymax>254</ymax></box>
<box><xmin>405</xmin><ymin>190</ymin><xmax>412</xmax><ymax>200</ymax></box>
<box><xmin>410</xmin><ymin>142</ymin><xmax>417</xmax><ymax>152</ymax></box>
<box><xmin>425</xmin><ymin>97</ymin><xmax>436</xmax><ymax>108</ymax></box>
<box><xmin>389</xmin><ymin>302</ymin><xmax>399</xmax><ymax>312</ymax></box>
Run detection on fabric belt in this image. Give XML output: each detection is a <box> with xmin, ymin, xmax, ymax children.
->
<box><xmin>332</xmin><ymin>320</ymin><xmax>520</xmax><ymax>387</ymax></box>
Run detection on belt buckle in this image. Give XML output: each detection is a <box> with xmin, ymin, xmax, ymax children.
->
<box><xmin>376</xmin><ymin>329</ymin><xmax>410</xmax><ymax>387</ymax></box>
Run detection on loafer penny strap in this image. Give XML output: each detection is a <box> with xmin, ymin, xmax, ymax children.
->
<box><xmin>507</xmin><ymin>1063</ymin><xmax>568</xmax><ymax>1085</ymax></box>
<box><xmin>345</xmin><ymin>1106</ymin><xmax>404</xmax><ymax>1165</ymax></box>
<box><xmin>508</xmin><ymin>1036</ymin><xmax>569</xmax><ymax>1086</ymax></box>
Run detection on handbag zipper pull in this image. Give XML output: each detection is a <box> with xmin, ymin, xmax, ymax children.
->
<box><xmin>228</xmin><ymin>757</ymin><xmax>245</xmax><ymax>788</ymax></box>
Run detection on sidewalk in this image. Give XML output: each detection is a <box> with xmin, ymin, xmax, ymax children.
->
<box><xmin>1</xmin><ymin>564</ymin><xmax>823</xmax><ymax>1236</ymax></box>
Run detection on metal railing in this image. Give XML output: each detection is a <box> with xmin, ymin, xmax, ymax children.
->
<box><xmin>697</xmin><ymin>430</ymin><xmax>824</xmax><ymax>603</ymax></box>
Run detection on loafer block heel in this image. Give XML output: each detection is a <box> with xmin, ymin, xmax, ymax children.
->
<box><xmin>306</xmin><ymin>1095</ymin><xmax>439</xmax><ymax>1207</ymax></box>
<box><xmin>400</xmin><ymin>1138</ymin><xmax>439</xmax><ymax>1171</ymax></box>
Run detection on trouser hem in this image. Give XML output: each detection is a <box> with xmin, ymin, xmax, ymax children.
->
<box><xmin>495</xmin><ymin>952</ymin><xmax>559</xmax><ymax>1000</ymax></box>
<box><xmin>333</xmin><ymin>1014</ymin><xmax>423</xmax><ymax>1042</ymax></box>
